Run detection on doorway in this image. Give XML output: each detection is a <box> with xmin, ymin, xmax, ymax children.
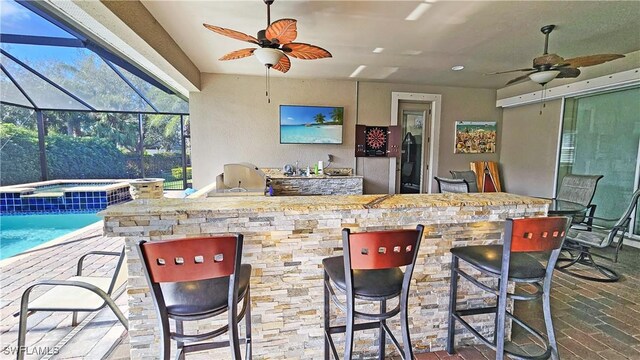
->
<box><xmin>398</xmin><ymin>102</ymin><xmax>430</xmax><ymax>193</ymax></box>
<box><xmin>390</xmin><ymin>92</ymin><xmax>441</xmax><ymax>194</ymax></box>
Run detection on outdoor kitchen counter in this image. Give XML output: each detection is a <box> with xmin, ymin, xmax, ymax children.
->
<box><xmin>265</xmin><ymin>170</ymin><xmax>364</xmax><ymax>196</ymax></box>
<box><xmin>100</xmin><ymin>193</ymin><xmax>549</xmax><ymax>359</ymax></box>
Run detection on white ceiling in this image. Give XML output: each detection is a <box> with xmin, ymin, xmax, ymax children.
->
<box><xmin>141</xmin><ymin>0</ymin><xmax>640</xmax><ymax>89</ymax></box>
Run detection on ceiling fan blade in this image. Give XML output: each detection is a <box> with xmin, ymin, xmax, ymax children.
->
<box><xmin>485</xmin><ymin>68</ymin><xmax>535</xmax><ymax>75</ymax></box>
<box><xmin>564</xmin><ymin>54</ymin><xmax>625</xmax><ymax>68</ymax></box>
<box><xmin>203</xmin><ymin>24</ymin><xmax>259</xmax><ymax>44</ymax></box>
<box><xmin>282</xmin><ymin>43</ymin><xmax>332</xmax><ymax>60</ymax></box>
<box><xmin>266</xmin><ymin>19</ymin><xmax>298</xmax><ymax>45</ymax></box>
<box><xmin>556</xmin><ymin>67</ymin><xmax>581</xmax><ymax>79</ymax></box>
<box><xmin>272</xmin><ymin>54</ymin><xmax>291</xmax><ymax>73</ymax></box>
<box><xmin>219</xmin><ymin>48</ymin><xmax>256</xmax><ymax>61</ymax></box>
<box><xmin>533</xmin><ymin>53</ymin><xmax>565</xmax><ymax>67</ymax></box>
<box><xmin>506</xmin><ymin>72</ymin><xmax>536</xmax><ymax>86</ymax></box>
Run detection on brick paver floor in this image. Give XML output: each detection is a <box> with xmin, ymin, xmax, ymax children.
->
<box><xmin>0</xmin><ymin>222</ymin><xmax>128</xmax><ymax>359</ymax></box>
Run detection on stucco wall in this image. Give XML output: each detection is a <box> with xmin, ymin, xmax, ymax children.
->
<box><xmin>190</xmin><ymin>74</ymin><xmax>501</xmax><ymax>193</ymax></box>
<box><xmin>499</xmin><ymin>99</ymin><xmax>563</xmax><ymax>197</ymax></box>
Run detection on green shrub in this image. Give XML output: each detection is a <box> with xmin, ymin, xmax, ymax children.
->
<box><xmin>1</xmin><ymin>122</ymin><xmax>187</xmax><ymax>188</ymax></box>
<box><xmin>46</xmin><ymin>134</ymin><xmax>127</xmax><ymax>179</ymax></box>
<box><xmin>171</xmin><ymin>166</ymin><xmax>192</xmax><ymax>180</ymax></box>
<box><xmin>0</xmin><ymin>124</ymin><xmax>41</xmax><ymax>185</ymax></box>
<box><xmin>124</xmin><ymin>152</ymin><xmax>183</xmax><ymax>180</ymax></box>
<box><xmin>1</xmin><ymin>123</ymin><xmax>127</xmax><ymax>185</ymax></box>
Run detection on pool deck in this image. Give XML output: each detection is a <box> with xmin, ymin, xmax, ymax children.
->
<box><xmin>0</xmin><ymin>221</ymin><xmax>128</xmax><ymax>359</ymax></box>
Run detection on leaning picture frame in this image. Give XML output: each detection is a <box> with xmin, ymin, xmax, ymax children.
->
<box><xmin>455</xmin><ymin>121</ymin><xmax>497</xmax><ymax>154</ymax></box>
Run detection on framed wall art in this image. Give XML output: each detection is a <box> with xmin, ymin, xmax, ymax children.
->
<box><xmin>280</xmin><ymin>105</ymin><xmax>343</xmax><ymax>144</ymax></box>
<box><xmin>455</xmin><ymin>121</ymin><xmax>497</xmax><ymax>154</ymax></box>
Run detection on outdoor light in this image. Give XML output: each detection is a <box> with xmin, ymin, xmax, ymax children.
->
<box><xmin>254</xmin><ymin>48</ymin><xmax>284</xmax><ymax>67</ymax></box>
<box><xmin>252</xmin><ymin>48</ymin><xmax>284</xmax><ymax>103</ymax></box>
<box><xmin>528</xmin><ymin>70</ymin><xmax>560</xmax><ymax>85</ymax></box>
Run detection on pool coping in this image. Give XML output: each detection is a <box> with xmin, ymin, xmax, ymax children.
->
<box><xmin>0</xmin><ymin>179</ymin><xmax>131</xmax><ymax>193</ymax></box>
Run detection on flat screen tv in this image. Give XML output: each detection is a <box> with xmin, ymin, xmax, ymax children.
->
<box><xmin>280</xmin><ymin>105</ymin><xmax>343</xmax><ymax>144</ymax></box>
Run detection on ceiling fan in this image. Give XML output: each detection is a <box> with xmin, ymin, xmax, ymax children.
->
<box><xmin>489</xmin><ymin>25</ymin><xmax>625</xmax><ymax>86</ymax></box>
<box><xmin>203</xmin><ymin>0</ymin><xmax>332</xmax><ymax>74</ymax></box>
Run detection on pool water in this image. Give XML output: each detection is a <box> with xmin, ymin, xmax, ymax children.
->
<box><xmin>0</xmin><ymin>213</ymin><xmax>101</xmax><ymax>259</ymax></box>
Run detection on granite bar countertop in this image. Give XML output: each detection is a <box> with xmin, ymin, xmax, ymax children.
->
<box><xmin>99</xmin><ymin>193</ymin><xmax>549</xmax><ymax>217</ymax></box>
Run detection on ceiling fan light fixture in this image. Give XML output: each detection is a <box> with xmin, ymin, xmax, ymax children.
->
<box><xmin>254</xmin><ymin>48</ymin><xmax>284</xmax><ymax>67</ymax></box>
<box><xmin>528</xmin><ymin>70</ymin><xmax>560</xmax><ymax>85</ymax></box>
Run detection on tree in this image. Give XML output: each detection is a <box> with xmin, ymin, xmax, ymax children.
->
<box><xmin>330</xmin><ymin>107</ymin><xmax>343</xmax><ymax>125</ymax></box>
<box><xmin>314</xmin><ymin>113</ymin><xmax>326</xmax><ymax>124</ymax></box>
<box><xmin>0</xmin><ymin>104</ymin><xmax>36</xmax><ymax>130</ymax></box>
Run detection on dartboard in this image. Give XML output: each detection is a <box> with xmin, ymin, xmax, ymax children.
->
<box><xmin>366</xmin><ymin>127</ymin><xmax>387</xmax><ymax>149</ymax></box>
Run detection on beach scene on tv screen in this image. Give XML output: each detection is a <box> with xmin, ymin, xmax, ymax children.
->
<box><xmin>280</xmin><ymin>105</ymin><xmax>343</xmax><ymax>144</ymax></box>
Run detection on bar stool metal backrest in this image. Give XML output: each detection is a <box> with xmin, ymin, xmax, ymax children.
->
<box><xmin>323</xmin><ymin>225</ymin><xmax>424</xmax><ymax>360</ymax></box>
<box><xmin>138</xmin><ymin>235</ymin><xmax>251</xmax><ymax>360</ymax></box>
<box><xmin>447</xmin><ymin>216</ymin><xmax>571</xmax><ymax>360</ymax></box>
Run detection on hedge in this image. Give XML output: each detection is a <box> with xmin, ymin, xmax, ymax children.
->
<box><xmin>1</xmin><ymin>123</ymin><xmax>187</xmax><ymax>188</ymax></box>
<box><xmin>1</xmin><ymin>124</ymin><xmax>126</xmax><ymax>185</ymax></box>
<box><xmin>0</xmin><ymin>124</ymin><xmax>41</xmax><ymax>185</ymax></box>
<box><xmin>46</xmin><ymin>133</ymin><xmax>127</xmax><ymax>180</ymax></box>
<box><xmin>124</xmin><ymin>153</ymin><xmax>183</xmax><ymax>180</ymax></box>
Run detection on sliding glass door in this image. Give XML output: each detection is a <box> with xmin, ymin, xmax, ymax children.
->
<box><xmin>558</xmin><ymin>87</ymin><xmax>640</xmax><ymax>233</ymax></box>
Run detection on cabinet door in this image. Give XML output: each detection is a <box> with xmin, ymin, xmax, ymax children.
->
<box><xmin>355</xmin><ymin>124</ymin><xmax>366</xmax><ymax>157</ymax></box>
<box><xmin>387</xmin><ymin>125</ymin><xmax>401</xmax><ymax>157</ymax></box>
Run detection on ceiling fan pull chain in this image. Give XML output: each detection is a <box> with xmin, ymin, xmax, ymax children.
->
<box><xmin>539</xmin><ymin>85</ymin><xmax>546</xmax><ymax>115</ymax></box>
<box><xmin>266</xmin><ymin>67</ymin><xmax>269</xmax><ymax>103</ymax></box>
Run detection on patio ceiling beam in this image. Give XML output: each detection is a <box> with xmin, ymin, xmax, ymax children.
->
<box><xmin>0</xmin><ymin>49</ymin><xmax>96</xmax><ymax>112</ymax></box>
<box><xmin>1</xmin><ymin>64</ymin><xmax>38</xmax><ymax>110</ymax></box>
<box><xmin>0</xmin><ymin>34</ymin><xmax>84</xmax><ymax>48</ymax></box>
<box><xmin>101</xmin><ymin>57</ymin><xmax>160</xmax><ymax>113</ymax></box>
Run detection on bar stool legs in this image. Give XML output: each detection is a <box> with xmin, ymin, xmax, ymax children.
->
<box><xmin>323</xmin><ymin>226</ymin><xmax>424</xmax><ymax>360</ymax></box>
<box><xmin>446</xmin><ymin>217</ymin><xmax>570</xmax><ymax>360</ymax></box>
<box><xmin>446</xmin><ymin>256</ymin><xmax>458</xmax><ymax>354</ymax></box>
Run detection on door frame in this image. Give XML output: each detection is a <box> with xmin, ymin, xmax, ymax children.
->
<box><xmin>390</xmin><ymin>92</ymin><xmax>442</xmax><ymax>194</ymax></box>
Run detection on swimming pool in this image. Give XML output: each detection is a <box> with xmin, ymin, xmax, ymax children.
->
<box><xmin>0</xmin><ymin>180</ymin><xmax>131</xmax><ymax>214</ymax></box>
<box><xmin>0</xmin><ymin>213</ymin><xmax>101</xmax><ymax>259</ymax></box>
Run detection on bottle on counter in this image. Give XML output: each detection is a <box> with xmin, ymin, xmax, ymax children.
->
<box><xmin>318</xmin><ymin>161</ymin><xmax>324</xmax><ymax>175</ymax></box>
<box><xmin>307</xmin><ymin>166</ymin><xmax>311</xmax><ymax>177</ymax></box>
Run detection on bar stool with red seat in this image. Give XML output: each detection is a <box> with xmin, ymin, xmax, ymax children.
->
<box><xmin>137</xmin><ymin>235</ymin><xmax>251</xmax><ymax>360</ymax></box>
<box><xmin>323</xmin><ymin>225</ymin><xmax>424</xmax><ymax>360</ymax></box>
<box><xmin>447</xmin><ymin>216</ymin><xmax>571</xmax><ymax>360</ymax></box>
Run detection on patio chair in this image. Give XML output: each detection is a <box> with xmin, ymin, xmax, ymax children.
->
<box><xmin>450</xmin><ymin>170</ymin><xmax>479</xmax><ymax>192</ymax></box>
<box><xmin>556</xmin><ymin>188</ymin><xmax>640</xmax><ymax>282</ymax></box>
<box><xmin>435</xmin><ymin>177</ymin><xmax>469</xmax><ymax>193</ymax></box>
<box><xmin>15</xmin><ymin>247</ymin><xmax>128</xmax><ymax>360</ymax></box>
<box><xmin>556</xmin><ymin>174</ymin><xmax>604</xmax><ymax>227</ymax></box>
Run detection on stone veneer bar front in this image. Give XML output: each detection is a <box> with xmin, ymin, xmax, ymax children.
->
<box><xmin>100</xmin><ymin>193</ymin><xmax>549</xmax><ymax>359</ymax></box>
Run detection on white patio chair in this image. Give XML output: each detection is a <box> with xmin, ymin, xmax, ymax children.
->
<box><xmin>14</xmin><ymin>247</ymin><xmax>129</xmax><ymax>360</ymax></box>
